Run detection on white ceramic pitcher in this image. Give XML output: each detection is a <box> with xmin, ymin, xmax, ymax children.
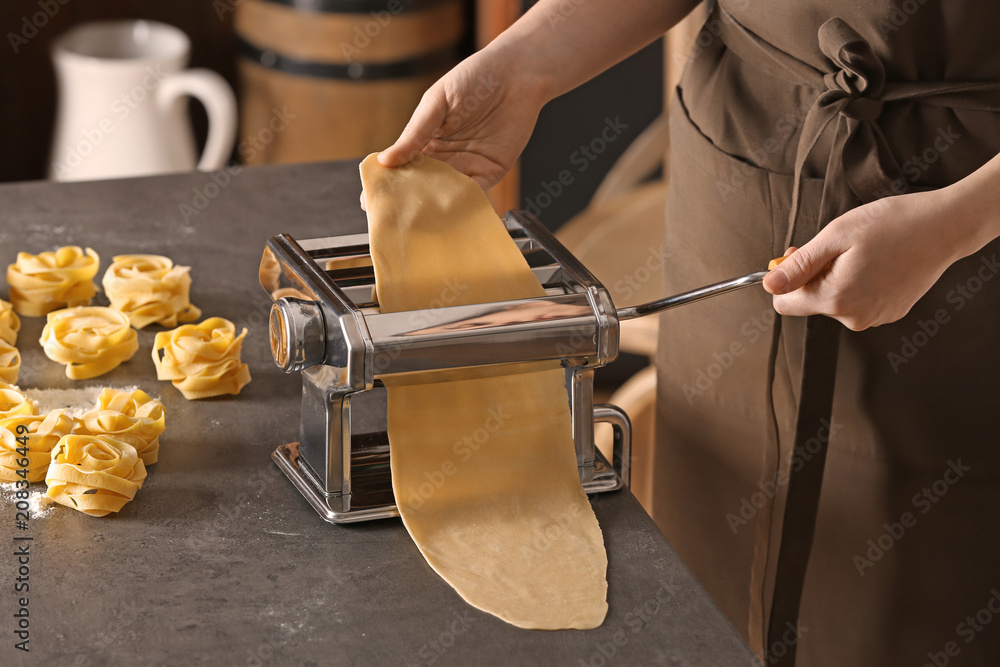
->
<box><xmin>49</xmin><ymin>20</ymin><xmax>237</xmax><ymax>182</ymax></box>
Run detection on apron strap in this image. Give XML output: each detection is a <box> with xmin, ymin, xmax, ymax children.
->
<box><xmin>765</xmin><ymin>315</ymin><xmax>840</xmax><ymax>665</ymax></box>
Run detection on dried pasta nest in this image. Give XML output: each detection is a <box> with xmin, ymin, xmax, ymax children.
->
<box><xmin>6</xmin><ymin>246</ymin><xmax>100</xmax><ymax>317</ymax></box>
<box><xmin>0</xmin><ymin>299</ymin><xmax>21</xmax><ymax>385</ymax></box>
<box><xmin>0</xmin><ymin>383</ymin><xmax>36</xmax><ymax>419</ymax></box>
<box><xmin>0</xmin><ymin>341</ymin><xmax>20</xmax><ymax>385</ymax></box>
<box><xmin>46</xmin><ymin>434</ymin><xmax>147</xmax><ymax>517</ymax></box>
<box><xmin>74</xmin><ymin>388</ymin><xmax>165</xmax><ymax>466</ymax></box>
<box><xmin>0</xmin><ymin>410</ymin><xmax>74</xmax><ymax>482</ymax></box>
<box><xmin>102</xmin><ymin>254</ymin><xmax>201</xmax><ymax>329</ymax></box>
<box><xmin>152</xmin><ymin>317</ymin><xmax>251</xmax><ymax>399</ymax></box>
<box><xmin>0</xmin><ymin>298</ymin><xmax>19</xmax><ymax>344</ymax></box>
<box><xmin>40</xmin><ymin>307</ymin><xmax>138</xmax><ymax>380</ymax></box>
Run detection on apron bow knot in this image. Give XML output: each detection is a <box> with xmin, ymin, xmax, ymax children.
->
<box><xmin>784</xmin><ymin>17</ymin><xmax>899</xmax><ymax>244</ymax></box>
<box><xmin>818</xmin><ymin>18</ymin><xmax>886</xmax><ymax>123</ymax></box>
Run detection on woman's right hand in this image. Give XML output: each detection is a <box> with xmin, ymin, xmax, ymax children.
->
<box><xmin>363</xmin><ymin>0</ymin><xmax>693</xmax><ymax>208</ymax></box>
<box><xmin>374</xmin><ymin>45</ymin><xmax>549</xmax><ymax>192</ymax></box>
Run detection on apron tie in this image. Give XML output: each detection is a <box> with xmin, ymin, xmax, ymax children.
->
<box><xmin>711</xmin><ymin>4</ymin><xmax>1000</xmax><ymax>664</ymax></box>
<box><xmin>788</xmin><ymin>17</ymin><xmax>896</xmax><ymax>247</ymax></box>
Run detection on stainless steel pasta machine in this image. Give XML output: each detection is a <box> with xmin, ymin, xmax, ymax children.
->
<box><xmin>260</xmin><ymin>211</ymin><xmax>769</xmax><ymax>523</ymax></box>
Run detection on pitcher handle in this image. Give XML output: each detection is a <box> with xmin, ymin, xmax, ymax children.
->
<box><xmin>158</xmin><ymin>69</ymin><xmax>237</xmax><ymax>171</ymax></box>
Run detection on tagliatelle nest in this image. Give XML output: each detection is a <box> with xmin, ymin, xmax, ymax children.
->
<box><xmin>0</xmin><ymin>341</ymin><xmax>20</xmax><ymax>385</ymax></box>
<box><xmin>46</xmin><ymin>434</ymin><xmax>147</xmax><ymax>517</ymax></box>
<box><xmin>0</xmin><ymin>383</ymin><xmax>36</xmax><ymax>419</ymax></box>
<box><xmin>152</xmin><ymin>317</ymin><xmax>251</xmax><ymax>399</ymax></box>
<box><xmin>40</xmin><ymin>307</ymin><xmax>138</xmax><ymax>380</ymax></box>
<box><xmin>74</xmin><ymin>388</ymin><xmax>165</xmax><ymax>466</ymax></box>
<box><xmin>0</xmin><ymin>298</ymin><xmax>19</xmax><ymax>345</ymax></box>
<box><xmin>102</xmin><ymin>254</ymin><xmax>201</xmax><ymax>329</ymax></box>
<box><xmin>0</xmin><ymin>410</ymin><xmax>75</xmax><ymax>483</ymax></box>
<box><xmin>0</xmin><ymin>299</ymin><xmax>20</xmax><ymax>385</ymax></box>
<box><xmin>6</xmin><ymin>246</ymin><xmax>100</xmax><ymax>317</ymax></box>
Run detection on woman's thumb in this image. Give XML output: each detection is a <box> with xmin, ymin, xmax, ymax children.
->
<box><xmin>763</xmin><ymin>239</ymin><xmax>838</xmax><ymax>295</ymax></box>
<box><xmin>378</xmin><ymin>89</ymin><xmax>446</xmax><ymax>168</ymax></box>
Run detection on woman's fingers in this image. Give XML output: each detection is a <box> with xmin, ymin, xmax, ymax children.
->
<box><xmin>364</xmin><ymin>87</ymin><xmax>447</xmax><ymax>209</ymax></box>
<box><xmin>765</xmin><ymin>234</ymin><xmax>845</xmax><ymax>320</ymax></box>
<box><xmin>378</xmin><ymin>88</ymin><xmax>448</xmax><ymax>168</ymax></box>
<box><xmin>770</xmin><ymin>281</ymin><xmax>826</xmax><ymax>318</ymax></box>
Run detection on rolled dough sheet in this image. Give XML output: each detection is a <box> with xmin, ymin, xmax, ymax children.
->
<box><xmin>360</xmin><ymin>154</ymin><xmax>608</xmax><ymax>630</ymax></box>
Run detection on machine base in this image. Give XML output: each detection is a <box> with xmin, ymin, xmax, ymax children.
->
<box><xmin>273</xmin><ymin>432</ymin><xmax>629</xmax><ymax>525</ymax></box>
<box><xmin>273</xmin><ymin>403</ymin><xmax>631</xmax><ymax>524</ymax></box>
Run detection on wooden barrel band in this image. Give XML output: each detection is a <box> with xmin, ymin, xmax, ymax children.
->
<box><xmin>237</xmin><ymin>35</ymin><xmax>460</xmax><ymax>80</ymax></box>
<box><xmin>259</xmin><ymin>0</ymin><xmax>452</xmax><ymax>13</ymax></box>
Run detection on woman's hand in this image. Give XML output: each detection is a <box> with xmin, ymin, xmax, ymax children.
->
<box><xmin>377</xmin><ymin>47</ymin><xmax>547</xmax><ymax>191</ymax></box>
<box><xmin>360</xmin><ymin>45</ymin><xmax>547</xmax><ymax>209</ymax></box>
<box><xmin>762</xmin><ymin>187</ymin><xmax>975</xmax><ymax>331</ymax></box>
<box><xmin>361</xmin><ymin>0</ymin><xmax>697</xmax><ymax>208</ymax></box>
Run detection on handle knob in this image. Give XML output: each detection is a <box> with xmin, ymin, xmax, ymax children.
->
<box><xmin>269</xmin><ymin>297</ymin><xmax>327</xmax><ymax>373</ymax></box>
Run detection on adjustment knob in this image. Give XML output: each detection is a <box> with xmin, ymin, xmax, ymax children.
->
<box><xmin>269</xmin><ymin>297</ymin><xmax>327</xmax><ymax>373</ymax></box>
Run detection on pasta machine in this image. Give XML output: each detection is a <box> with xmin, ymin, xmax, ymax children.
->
<box><xmin>260</xmin><ymin>211</ymin><xmax>768</xmax><ymax>523</ymax></box>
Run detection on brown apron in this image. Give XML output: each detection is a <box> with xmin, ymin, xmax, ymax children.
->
<box><xmin>654</xmin><ymin>2</ymin><xmax>1000</xmax><ymax>665</ymax></box>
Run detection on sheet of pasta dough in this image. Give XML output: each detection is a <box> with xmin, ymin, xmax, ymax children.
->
<box><xmin>360</xmin><ymin>153</ymin><xmax>607</xmax><ymax>630</ymax></box>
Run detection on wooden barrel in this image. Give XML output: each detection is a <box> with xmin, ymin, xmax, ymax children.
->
<box><xmin>235</xmin><ymin>0</ymin><xmax>465</xmax><ymax>165</ymax></box>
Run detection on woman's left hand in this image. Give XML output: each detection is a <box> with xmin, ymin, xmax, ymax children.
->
<box><xmin>762</xmin><ymin>188</ymin><xmax>969</xmax><ymax>331</ymax></box>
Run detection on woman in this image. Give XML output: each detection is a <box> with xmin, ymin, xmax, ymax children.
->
<box><xmin>368</xmin><ymin>1</ymin><xmax>1000</xmax><ymax>664</ymax></box>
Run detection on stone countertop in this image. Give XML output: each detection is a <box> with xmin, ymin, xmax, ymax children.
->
<box><xmin>0</xmin><ymin>162</ymin><xmax>758</xmax><ymax>667</ymax></box>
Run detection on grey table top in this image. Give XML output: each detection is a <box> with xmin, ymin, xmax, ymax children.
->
<box><xmin>0</xmin><ymin>162</ymin><xmax>758</xmax><ymax>667</ymax></box>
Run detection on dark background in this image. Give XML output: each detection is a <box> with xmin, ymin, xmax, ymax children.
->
<box><xmin>520</xmin><ymin>0</ymin><xmax>663</xmax><ymax>227</ymax></box>
<box><xmin>1</xmin><ymin>0</ymin><xmax>661</xmax><ymax>228</ymax></box>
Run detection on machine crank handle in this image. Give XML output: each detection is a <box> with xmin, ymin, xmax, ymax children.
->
<box><xmin>616</xmin><ymin>256</ymin><xmax>789</xmax><ymax>321</ymax></box>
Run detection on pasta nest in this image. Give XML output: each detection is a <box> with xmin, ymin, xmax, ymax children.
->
<box><xmin>0</xmin><ymin>383</ymin><xmax>36</xmax><ymax>419</ymax></box>
<box><xmin>75</xmin><ymin>388</ymin><xmax>165</xmax><ymax>466</ymax></box>
<box><xmin>152</xmin><ymin>317</ymin><xmax>251</xmax><ymax>399</ymax></box>
<box><xmin>6</xmin><ymin>246</ymin><xmax>100</xmax><ymax>317</ymax></box>
<box><xmin>0</xmin><ymin>299</ymin><xmax>20</xmax><ymax>385</ymax></box>
<box><xmin>46</xmin><ymin>434</ymin><xmax>147</xmax><ymax>517</ymax></box>
<box><xmin>0</xmin><ymin>298</ymin><xmax>19</xmax><ymax>345</ymax></box>
<box><xmin>0</xmin><ymin>340</ymin><xmax>19</xmax><ymax>385</ymax></box>
<box><xmin>102</xmin><ymin>254</ymin><xmax>201</xmax><ymax>329</ymax></box>
<box><xmin>0</xmin><ymin>410</ymin><xmax>75</xmax><ymax>482</ymax></box>
<box><xmin>40</xmin><ymin>307</ymin><xmax>138</xmax><ymax>380</ymax></box>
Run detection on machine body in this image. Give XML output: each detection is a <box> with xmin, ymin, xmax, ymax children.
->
<box><xmin>260</xmin><ymin>210</ymin><xmax>632</xmax><ymax>523</ymax></box>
